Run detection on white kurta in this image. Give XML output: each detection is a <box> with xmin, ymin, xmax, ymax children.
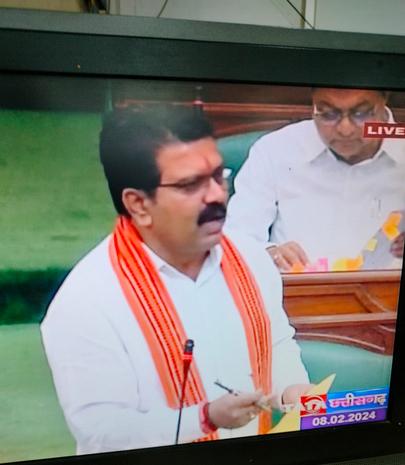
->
<box><xmin>225</xmin><ymin>118</ymin><xmax>405</xmax><ymax>268</ymax></box>
<box><xmin>41</xmin><ymin>232</ymin><xmax>308</xmax><ymax>454</ymax></box>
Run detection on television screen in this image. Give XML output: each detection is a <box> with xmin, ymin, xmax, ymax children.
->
<box><xmin>1</xmin><ymin>9</ymin><xmax>405</xmax><ymax>465</ymax></box>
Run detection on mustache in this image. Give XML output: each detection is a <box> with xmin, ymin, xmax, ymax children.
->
<box><xmin>197</xmin><ymin>203</ymin><xmax>227</xmax><ymax>226</ymax></box>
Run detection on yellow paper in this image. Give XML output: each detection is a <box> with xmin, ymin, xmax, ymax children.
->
<box><xmin>331</xmin><ymin>256</ymin><xmax>363</xmax><ymax>271</ymax></box>
<box><xmin>365</xmin><ymin>238</ymin><xmax>378</xmax><ymax>252</ymax></box>
<box><xmin>268</xmin><ymin>374</ymin><xmax>336</xmax><ymax>434</ymax></box>
<box><xmin>331</xmin><ymin>258</ymin><xmax>347</xmax><ymax>272</ymax></box>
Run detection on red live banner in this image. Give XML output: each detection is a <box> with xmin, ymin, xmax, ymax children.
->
<box><xmin>363</xmin><ymin>121</ymin><xmax>405</xmax><ymax>138</ymax></box>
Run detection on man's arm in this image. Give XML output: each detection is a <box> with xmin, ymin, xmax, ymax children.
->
<box><xmin>41</xmin><ymin>295</ymin><xmax>206</xmax><ymax>453</ymax></box>
<box><xmin>41</xmin><ymin>291</ymin><xmax>263</xmax><ymax>453</ymax></box>
<box><xmin>229</xmin><ymin>231</ymin><xmax>311</xmax><ymax>411</ymax></box>
<box><xmin>258</xmin><ymin>245</ymin><xmax>311</xmax><ymax>406</ymax></box>
<box><xmin>225</xmin><ymin>138</ymin><xmax>278</xmax><ymax>243</ymax></box>
<box><xmin>271</xmin><ymin>323</ymin><xmax>312</xmax><ymax>409</ymax></box>
<box><xmin>391</xmin><ymin>232</ymin><xmax>404</xmax><ymax>259</ymax></box>
<box><xmin>225</xmin><ymin>138</ymin><xmax>309</xmax><ymax>271</ymax></box>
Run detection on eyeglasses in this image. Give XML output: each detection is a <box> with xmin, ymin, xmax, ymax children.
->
<box><xmin>157</xmin><ymin>166</ymin><xmax>231</xmax><ymax>195</ymax></box>
<box><xmin>313</xmin><ymin>104</ymin><xmax>377</xmax><ymax>127</ymax></box>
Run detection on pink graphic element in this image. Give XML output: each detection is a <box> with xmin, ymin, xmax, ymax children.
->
<box><xmin>303</xmin><ymin>257</ymin><xmax>329</xmax><ymax>273</ymax></box>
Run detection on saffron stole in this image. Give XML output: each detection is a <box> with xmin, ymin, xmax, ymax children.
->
<box><xmin>109</xmin><ymin>216</ymin><xmax>272</xmax><ymax>439</ymax></box>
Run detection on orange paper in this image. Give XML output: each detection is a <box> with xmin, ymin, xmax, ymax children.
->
<box><xmin>382</xmin><ymin>212</ymin><xmax>402</xmax><ymax>241</ymax></box>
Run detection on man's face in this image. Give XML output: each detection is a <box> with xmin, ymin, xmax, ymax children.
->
<box><xmin>144</xmin><ymin>137</ymin><xmax>228</xmax><ymax>258</ymax></box>
<box><xmin>312</xmin><ymin>88</ymin><xmax>388</xmax><ymax>163</ymax></box>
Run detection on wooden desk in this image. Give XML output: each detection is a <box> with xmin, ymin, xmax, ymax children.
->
<box><xmin>283</xmin><ymin>271</ymin><xmax>401</xmax><ymax>355</ymax></box>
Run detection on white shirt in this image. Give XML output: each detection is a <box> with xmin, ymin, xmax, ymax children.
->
<box><xmin>225</xmin><ymin>119</ymin><xmax>405</xmax><ymax>269</ymax></box>
<box><xmin>41</xmin><ymin>233</ymin><xmax>308</xmax><ymax>455</ymax></box>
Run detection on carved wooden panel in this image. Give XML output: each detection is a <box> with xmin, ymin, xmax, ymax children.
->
<box><xmin>200</xmin><ymin>103</ymin><xmax>312</xmax><ymax>136</ymax></box>
<box><xmin>115</xmin><ymin>99</ymin><xmax>405</xmax><ymax>138</ymax></box>
<box><xmin>282</xmin><ymin>271</ymin><xmax>401</xmax><ymax>354</ymax></box>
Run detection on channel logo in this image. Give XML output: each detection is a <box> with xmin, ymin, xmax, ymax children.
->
<box><xmin>300</xmin><ymin>394</ymin><xmax>327</xmax><ymax>416</ymax></box>
<box><xmin>327</xmin><ymin>388</ymin><xmax>389</xmax><ymax>413</ymax></box>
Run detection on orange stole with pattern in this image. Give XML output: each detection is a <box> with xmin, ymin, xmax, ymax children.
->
<box><xmin>109</xmin><ymin>216</ymin><xmax>272</xmax><ymax>439</ymax></box>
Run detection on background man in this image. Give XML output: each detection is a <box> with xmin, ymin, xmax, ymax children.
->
<box><xmin>41</xmin><ymin>107</ymin><xmax>310</xmax><ymax>454</ymax></box>
<box><xmin>225</xmin><ymin>88</ymin><xmax>405</xmax><ymax>272</ymax></box>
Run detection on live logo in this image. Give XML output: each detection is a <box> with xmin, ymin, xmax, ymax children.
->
<box><xmin>363</xmin><ymin>121</ymin><xmax>405</xmax><ymax>138</ymax></box>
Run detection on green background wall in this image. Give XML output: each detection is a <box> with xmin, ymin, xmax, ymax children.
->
<box><xmin>0</xmin><ymin>109</ymin><xmax>114</xmax><ymax>462</ymax></box>
<box><xmin>0</xmin><ymin>110</ymin><xmax>115</xmax><ymax>325</ymax></box>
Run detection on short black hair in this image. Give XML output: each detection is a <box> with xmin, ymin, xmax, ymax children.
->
<box><xmin>99</xmin><ymin>105</ymin><xmax>214</xmax><ymax>216</ymax></box>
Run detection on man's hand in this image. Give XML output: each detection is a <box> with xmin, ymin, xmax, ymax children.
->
<box><xmin>282</xmin><ymin>383</ymin><xmax>314</xmax><ymax>406</ymax></box>
<box><xmin>208</xmin><ymin>390</ymin><xmax>263</xmax><ymax>429</ymax></box>
<box><xmin>267</xmin><ymin>242</ymin><xmax>309</xmax><ymax>272</ymax></box>
<box><xmin>391</xmin><ymin>232</ymin><xmax>404</xmax><ymax>259</ymax></box>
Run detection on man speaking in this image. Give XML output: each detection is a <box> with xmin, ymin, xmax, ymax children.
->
<box><xmin>41</xmin><ymin>107</ymin><xmax>310</xmax><ymax>454</ymax></box>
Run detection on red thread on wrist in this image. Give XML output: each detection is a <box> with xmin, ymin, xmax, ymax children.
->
<box><xmin>200</xmin><ymin>401</ymin><xmax>218</xmax><ymax>434</ymax></box>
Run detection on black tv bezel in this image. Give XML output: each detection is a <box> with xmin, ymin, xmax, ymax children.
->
<box><xmin>1</xmin><ymin>8</ymin><xmax>405</xmax><ymax>465</ymax></box>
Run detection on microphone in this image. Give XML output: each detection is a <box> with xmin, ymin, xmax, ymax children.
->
<box><xmin>175</xmin><ymin>339</ymin><xmax>194</xmax><ymax>445</ymax></box>
<box><xmin>183</xmin><ymin>339</ymin><xmax>194</xmax><ymax>375</ymax></box>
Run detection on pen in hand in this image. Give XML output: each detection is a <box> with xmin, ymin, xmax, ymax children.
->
<box><xmin>214</xmin><ymin>380</ymin><xmax>272</xmax><ymax>413</ymax></box>
<box><xmin>214</xmin><ymin>380</ymin><xmax>236</xmax><ymax>394</ymax></box>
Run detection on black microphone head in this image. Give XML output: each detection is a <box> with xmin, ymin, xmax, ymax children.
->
<box><xmin>184</xmin><ymin>339</ymin><xmax>194</xmax><ymax>354</ymax></box>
